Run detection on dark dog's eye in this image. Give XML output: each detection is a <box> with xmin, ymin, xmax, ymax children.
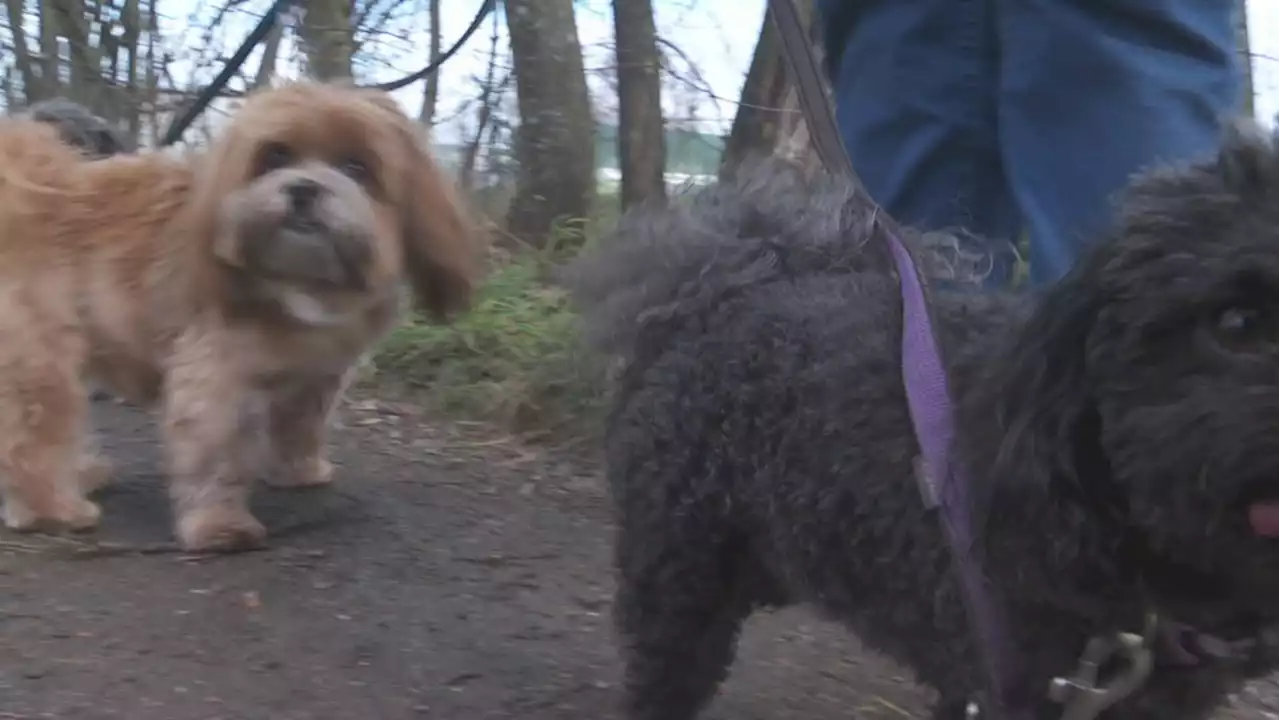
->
<box><xmin>1210</xmin><ymin>305</ymin><xmax>1274</xmax><ymax>353</ymax></box>
<box><xmin>258</xmin><ymin>142</ymin><xmax>293</xmax><ymax>174</ymax></box>
<box><xmin>339</xmin><ymin>157</ymin><xmax>369</xmax><ymax>184</ymax></box>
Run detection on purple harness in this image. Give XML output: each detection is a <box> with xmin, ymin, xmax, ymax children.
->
<box><xmin>765</xmin><ymin>1</ymin><xmax>1256</xmax><ymax>716</ymax></box>
<box><xmin>884</xmin><ymin>231</ymin><xmax>1031</xmax><ymax>720</ymax></box>
<box><xmin>761</xmin><ymin>0</ymin><xmax>1043</xmax><ymax>714</ymax></box>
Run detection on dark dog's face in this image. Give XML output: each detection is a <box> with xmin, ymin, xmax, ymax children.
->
<box><xmin>1082</xmin><ymin>123</ymin><xmax>1277</xmax><ymax>627</ymax></box>
<box><xmin>971</xmin><ymin>123</ymin><xmax>1280</xmax><ymax>715</ymax></box>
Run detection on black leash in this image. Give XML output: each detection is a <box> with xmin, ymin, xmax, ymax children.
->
<box><xmin>765</xmin><ymin>0</ymin><xmax>853</xmax><ymax>181</ymax></box>
<box><xmin>161</xmin><ymin>0</ymin><xmax>496</xmax><ymax>146</ymax></box>
<box><xmin>161</xmin><ymin>0</ymin><xmax>295</xmax><ymax>146</ymax></box>
<box><xmin>369</xmin><ymin>0</ymin><xmax>497</xmax><ymax>92</ymax></box>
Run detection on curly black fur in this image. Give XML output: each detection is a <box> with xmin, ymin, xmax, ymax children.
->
<box><xmin>21</xmin><ymin>98</ymin><xmax>131</xmax><ymax>158</ymax></box>
<box><xmin>570</xmin><ymin>123</ymin><xmax>1278</xmax><ymax>720</ymax></box>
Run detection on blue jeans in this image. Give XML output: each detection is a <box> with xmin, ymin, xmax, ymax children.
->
<box><xmin>816</xmin><ymin>0</ymin><xmax>1241</xmax><ymax>286</ymax></box>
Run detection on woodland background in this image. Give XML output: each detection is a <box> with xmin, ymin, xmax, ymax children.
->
<box><xmin>1</xmin><ymin>0</ymin><xmax>1272</xmax><ymax>434</ymax></box>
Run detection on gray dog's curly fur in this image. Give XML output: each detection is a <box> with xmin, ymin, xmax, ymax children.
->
<box><xmin>569</xmin><ymin>121</ymin><xmax>1278</xmax><ymax>720</ymax></box>
<box><xmin>21</xmin><ymin>98</ymin><xmax>131</xmax><ymax>158</ymax></box>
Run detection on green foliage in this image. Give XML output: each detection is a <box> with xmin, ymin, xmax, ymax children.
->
<box><xmin>373</xmin><ymin>220</ymin><xmax>606</xmax><ymax>434</ymax></box>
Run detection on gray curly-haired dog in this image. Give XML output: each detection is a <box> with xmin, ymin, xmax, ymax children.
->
<box><xmin>21</xmin><ymin>97</ymin><xmax>131</xmax><ymax>159</ymax></box>
<box><xmin>570</xmin><ymin>121</ymin><xmax>1278</xmax><ymax>720</ymax></box>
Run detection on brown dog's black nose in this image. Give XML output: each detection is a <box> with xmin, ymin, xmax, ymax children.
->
<box><xmin>286</xmin><ymin>178</ymin><xmax>322</xmax><ymax>212</ymax></box>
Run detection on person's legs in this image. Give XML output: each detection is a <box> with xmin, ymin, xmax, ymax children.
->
<box><xmin>818</xmin><ymin>0</ymin><xmax>1022</xmax><ymax>288</ymax></box>
<box><xmin>997</xmin><ymin>0</ymin><xmax>1241</xmax><ymax>285</ymax></box>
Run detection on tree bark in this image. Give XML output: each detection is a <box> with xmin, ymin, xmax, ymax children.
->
<box><xmin>37</xmin><ymin>0</ymin><xmax>57</xmax><ymax>89</ymax></box>
<box><xmin>718</xmin><ymin>9</ymin><xmax>786</xmax><ymax>180</ymax></box>
<box><xmin>144</xmin><ymin>0</ymin><xmax>158</xmax><ymax>142</ymax></box>
<box><xmin>418</xmin><ymin>0</ymin><xmax>442</xmax><ymax>129</ymax></box>
<box><xmin>122</xmin><ymin>0</ymin><xmax>141</xmax><ymax>142</ymax></box>
<box><xmin>719</xmin><ymin>0</ymin><xmax>822</xmax><ymax>179</ymax></box>
<box><xmin>459</xmin><ymin>11</ymin><xmax>505</xmax><ymax>193</ymax></box>
<box><xmin>1236</xmin><ymin>0</ymin><xmax>1253</xmax><ymax>116</ymax></box>
<box><xmin>612</xmin><ymin>0</ymin><xmax>666</xmax><ymax>209</ymax></box>
<box><xmin>253</xmin><ymin>19</ymin><xmax>285</xmax><ymax>89</ymax></box>
<box><xmin>51</xmin><ymin>0</ymin><xmax>102</xmax><ymax>106</ymax></box>
<box><xmin>6</xmin><ymin>0</ymin><xmax>44</xmax><ymax>102</ymax></box>
<box><xmin>505</xmin><ymin>0</ymin><xmax>596</xmax><ymax>246</ymax></box>
<box><xmin>297</xmin><ymin>0</ymin><xmax>354</xmax><ymax>81</ymax></box>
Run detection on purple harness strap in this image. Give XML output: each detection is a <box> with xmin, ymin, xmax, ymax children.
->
<box><xmin>884</xmin><ymin>232</ymin><xmax>1031</xmax><ymax>720</ymax></box>
<box><xmin>762</xmin><ymin>1</ymin><xmax>1032</xmax><ymax>713</ymax></box>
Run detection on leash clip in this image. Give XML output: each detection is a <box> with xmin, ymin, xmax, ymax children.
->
<box><xmin>1048</xmin><ymin>613</ymin><xmax>1157</xmax><ymax>720</ymax></box>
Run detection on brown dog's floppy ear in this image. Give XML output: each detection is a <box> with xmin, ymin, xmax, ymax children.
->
<box><xmin>386</xmin><ymin>108</ymin><xmax>480</xmax><ymax>323</ymax></box>
<box><xmin>172</xmin><ymin>134</ymin><xmax>255</xmax><ymax>312</ymax></box>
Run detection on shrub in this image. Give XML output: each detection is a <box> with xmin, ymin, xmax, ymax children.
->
<box><xmin>373</xmin><ymin>234</ymin><xmax>605</xmax><ymax>435</ymax></box>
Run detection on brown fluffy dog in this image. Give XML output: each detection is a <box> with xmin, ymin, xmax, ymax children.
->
<box><xmin>0</xmin><ymin>83</ymin><xmax>477</xmax><ymax>552</ymax></box>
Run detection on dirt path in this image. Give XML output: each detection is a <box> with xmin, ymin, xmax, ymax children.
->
<box><xmin>1</xmin><ymin>393</ymin><xmax>1275</xmax><ymax>720</ymax></box>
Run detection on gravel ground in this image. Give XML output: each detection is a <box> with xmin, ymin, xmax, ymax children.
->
<box><xmin>0</xmin><ymin>391</ymin><xmax>1274</xmax><ymax>719</ymax></box>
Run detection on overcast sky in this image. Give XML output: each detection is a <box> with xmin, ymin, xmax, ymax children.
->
<box><xmin>146</xmin><ymin>0</ymin><xmax>1279</xmax><ymax>142</ymax></box>
<box><xmin>413</xmin><ymin>0</ymin><xmax>1279</xmax><ymax>143</ymax></box>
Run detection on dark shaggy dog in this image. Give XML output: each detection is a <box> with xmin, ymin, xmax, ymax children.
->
<box><xmin>570</xmin><ymin>121</ymin><xmax>1278</xmax><ymax>720</ymax></box>
<box><xmin>21</xmin><ymin>98</ymin><xmax>131</xmax><ymax>159</ymax></box>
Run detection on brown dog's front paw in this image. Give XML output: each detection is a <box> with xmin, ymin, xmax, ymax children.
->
<box><xmin>265</xmin><ymin>457</ymin><xmax>334</xmax><ymax>489</ymax></box>
<box><xmin>176</xmin><ymin>506</ymin><xmax>267</xmax><ymax>553</ymax></box>
<box><xmin>76</xmin><ymin>452</ymin><xmax>114</xmax><ymax>495</ymax></box>
<box><xmin>3</xmin><ymin>494</ymin><xmax>101</xmax><ymax>534</ymax></box>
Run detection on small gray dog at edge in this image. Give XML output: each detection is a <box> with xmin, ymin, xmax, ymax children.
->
<box><xmin>19</xmin><ymin>98</ymin><xmax>131</xmax><ymax>406</ymax></box>
<box><xmin>568</xmin><ymin>119</ymin><xmax>1278</xmax><ymax>720</ymax></box>
<box><xmin>19</xmin><ymin>97</ymin><xmax>131</xmax><ymax>159</ymax></box>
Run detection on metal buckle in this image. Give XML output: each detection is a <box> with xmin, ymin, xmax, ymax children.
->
<box><xmin>1048</xmin><ymin>613</ymin><xmax>1158</xmax><ymax>720</ymax></box>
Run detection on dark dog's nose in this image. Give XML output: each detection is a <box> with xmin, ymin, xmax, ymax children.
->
<box><xmin>285</xmin><ymin>179</ymin><xmax>322</xmax><ymax>212</ymax></box>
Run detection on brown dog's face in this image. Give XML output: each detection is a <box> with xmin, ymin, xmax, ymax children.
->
<box><xmin>188</xmin><ymin>83</ymin><xmax>476</xmax><ymax>326</ymax></box>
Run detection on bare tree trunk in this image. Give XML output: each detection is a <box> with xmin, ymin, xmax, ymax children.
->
<box><xmin>37</xmin><ymin>0</ymin><xmax>59</xmax><ymax>99</ymax></box>
<box><xmin>719</xmin><ymin>0</ymin><xmax>822</xmax><ymax>179</ymax></box>
<box><xmin>772</xmin><ymin>0</ymin><xmax>824</xmax><ymax>174</ymax></box>
<box><xmin>459</xmin><ymin>12</ymin><xmax>505</xmax><ymax>193</ymax></box>
<box><xmin>1236</xmin><ymin>0</ymin><xmax>1253</xmax><ymax>116</ymax></box>
<box><xmin>143</xmin><ymin>0</ymin><xmax>157</xmax><ymax>142</ymax></box>
<box><xmin>612</xmin><ymin>0</ymin><xmax>665</xmax><ymax>209</ymax></box>
<box><xmin>96</xmin><ymin>0</ymin><xmax>122</xmax><ymax>122</ymax></box>
<box><xmin>505</xmin><ymin>0</ymin><xmax>596</xmax><ymax>246</ymax></box>
<box><xmin>5</xmin><ymin>0</ymin><xmax>44</xmax><ymax>102</ymax></box>
<box><xmin>122</xmin><ymin>0</ymin><xmax>141</xmax><ymax>143</ymax></box>
<box><xmin>253</xmin><ymin>20</ymin><xmax>286</xmax><ymax>89</ymax></box>
<box><xmin>37</xmin><ymin>0</ymin><xmax>58</xmax><ymax>89</ymax></box>
<box><xmin>297</xmin><ymin>0</ymin><xmax>354</xmax><ymax>81</ymax></box>
<box><xmin>52</xmin><ymin>0</ymin><xmax>102</xmax><ymax>104</ymax></box>
<box><xmin>718</xmin><ymin>9</ymin><xmax>786</xmax><ymax>179</ymax></box>
<box><xmin>418</xmin><ymin>0</ymin><xmax>442</xmax><ymax>128</ymax></box>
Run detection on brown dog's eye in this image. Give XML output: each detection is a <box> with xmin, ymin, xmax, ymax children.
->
<box><xmin>339</xmin><ymin>157</ymin><xmax>369</xmax><ymax>184</ymax></box>
<box><xmin>258</xmin><ymin>142</ymin><xmax>293</xmax><ymax>174</ymax></box>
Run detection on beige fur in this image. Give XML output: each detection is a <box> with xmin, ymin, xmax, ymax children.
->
<box><xmin>0</xmin><ymin>82</ymin><xmax>478</xmax><ymax>551</ymax></box>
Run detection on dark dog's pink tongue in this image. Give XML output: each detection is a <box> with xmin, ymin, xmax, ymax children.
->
<box><xmin>1249</xmin><ymin>503</ymin><xmax>1278</xmax><ymax>538</ymax></box>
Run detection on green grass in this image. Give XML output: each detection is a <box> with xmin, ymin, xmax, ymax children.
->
<box><xmin>373</xmin><ymin>226</ymin><xmax>606</xmax><ymax>434</ymax></box>
<box><xmin>370</xmin><ymin>206</ymin><xmax>1030</xmax><ymax>436</ymax></box>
